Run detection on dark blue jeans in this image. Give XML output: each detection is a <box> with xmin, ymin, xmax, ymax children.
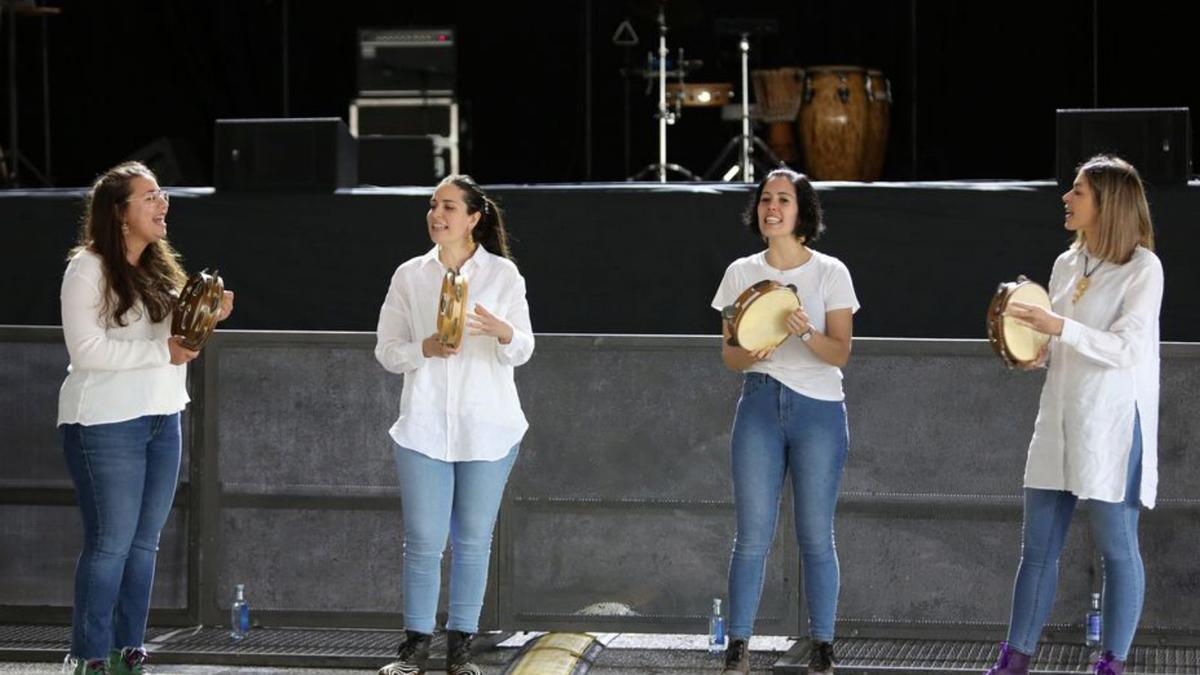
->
<box><xmin>727</xmin><ymin>373</ymin><xmax>849</xmax><ymax>641</ymax></box>
<box><xmin>61</xmin><ymin>413</ymin><xmax>182</xmax><ymax>660</ymax></box>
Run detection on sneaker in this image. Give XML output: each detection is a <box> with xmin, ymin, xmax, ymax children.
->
<box><xmin>1092</xmin><ymin>651</ymin><xmax>1125</xmax><ymax>675</ymax></box>
<box><xmin>446</xmin><ymin>630</ymin><xmax>482</xmax><ymax>675</ymax></box>
<box><xmin>808</xmin><ymin>640</ymin><xmax>836</xmax><ymax>674</ymax></box>
<box><xmin>722</xmin><ymin>638</ymin><xmax>750</xmax><ymax>674</ymax></box>
<box><xmin>70</xmin><ymin>657</ymin><xmax>108</xmax><ymax>675</ymax></box>
<box><xmin>377</xmin><ymin>630</ymin><xmax>432</xmax><ymax>675</ymax></box>
<box><xmin>108</xmin><ymin>647</ymin><xmax>149</xmax><ymax>675</ymax></box>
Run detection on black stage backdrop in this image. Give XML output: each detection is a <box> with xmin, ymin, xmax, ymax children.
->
<box><xmin>0</xmin><ymin>1</ymin><xmax>1197</xmax><ymax>186</ymax></box>
<box><xmin>2</xmin><ymin>182</ymin><xmax>1196</xmax><ymax>340</ymax></box>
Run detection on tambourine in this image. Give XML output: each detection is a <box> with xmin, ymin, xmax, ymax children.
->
<box><xmin>986</xmin><ymin>275</ymin><xmax>1051</xmax><ymax>369</ymax></box>
<box><xmin>722</xmin><ymin>280</ymin><xmax>802</xmax><ymax>351</ymax></box>
<box><xmin>437</xmin><ymin>270</ymin><xmax>469</xmax><ymax>349</ymax></box>
<box><xmin>172</xmin><ymin>269</ymin><xmax>224</xmax><ymax>351</ymax></box>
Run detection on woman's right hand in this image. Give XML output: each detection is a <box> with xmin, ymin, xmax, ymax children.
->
<box><xmin>168</xmin><ymin>336</ymin><xmax>200</xmax><ymax>365</ymax></box>
<box><xmin>422</xmin><ymin>333</ymin><xmax>461</xmax><ymax>358</ymax></box>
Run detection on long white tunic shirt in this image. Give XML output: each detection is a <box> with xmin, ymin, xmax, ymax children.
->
<box><xmin>1025</xmin><ymin>245</ymin><xmax>1163</xmax><ymax>508</ymax></box>
<box><xmin>375</xmin><ymin>246</ymin><xmax>533</xmax><ymax>462</ymax></box>
<box><xmin>57</xmin><ymin>250</ymin><xmax>189</xmax><ymax>426</ymax></box>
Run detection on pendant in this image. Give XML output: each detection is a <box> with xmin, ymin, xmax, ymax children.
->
<box><xmin>1072</xmin><ymin>277</ymin><xmax>1090</xmax><ymax>303</ymax></box>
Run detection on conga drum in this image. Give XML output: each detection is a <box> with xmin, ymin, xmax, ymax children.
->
<box><xmin>798</xmin><ymin>66</ymin><xmax>869</xmax><ymax>180</ymax></box>
<box><xmin>721</xmin><ymin>280</ymin><xmax>802</xmax><ymax>351</ymax></box>
<box><xmin>986</xmin><ymin>276</ymin><xmax>1052</xmax><ymax>369</ymax></box>
<box><xmin>863</xmin><ymin>68</ymin><xmax>892</xmax><ymax>181</ymax></box>
<box><xmin>172</xmin><ymin>269</ymin><xmax>224</xmax><ymax>351</ymax></box>
<box><xmin>751</xmin><ymin>67</ymin><xmax>805</xmax><ymax>163</ymax></box>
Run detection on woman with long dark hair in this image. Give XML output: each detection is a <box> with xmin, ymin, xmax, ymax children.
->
<box><xmin>59</xmin><ymin>161</ymin><xmax>232</xmax><ymax>674</ymax></box>
<box><xmin>375</xmin><ymin>175</ymin><xmax>533</xmax><ymax>675</ymax></box>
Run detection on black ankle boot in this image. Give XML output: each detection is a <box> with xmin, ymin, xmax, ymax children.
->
<box><xmin>377</xmin><ymin>630</ymin><xmax>431</xmax><ymax>675</ymax></box>
<box><xmin>446</xmin><ymin>630</ymin><xmax>481</xmax><ymax>675</ymax></box>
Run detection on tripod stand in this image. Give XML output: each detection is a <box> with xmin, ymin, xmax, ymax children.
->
<box><xmin>629</xmin><ymin>1</ymin><xmax>696</xmax><ymax>182</ymax></box>
<box><xmin>1</xmin><ymin>0</ymin><xmax>57</xmax><ymax>188</ymax></box>
<box><xmin>703</xmin><ymin>32</ymin><xmax>783</xmax><ymax>182</ymax></box>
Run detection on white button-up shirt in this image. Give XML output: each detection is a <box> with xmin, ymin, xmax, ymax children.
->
<box><xmin>1025</xmin><ymin>245</ymin><xmax>1163</xmax><ymax>507</ymax></box>
<box><xmin>375</xmin><ymin>245</ymin><xmax>534</xmax><ymax>462</ymax></box>
<box><xmin>57</xmin><ymin>250</ymin><xmax>189</xmax><ymax>426</ymax></box>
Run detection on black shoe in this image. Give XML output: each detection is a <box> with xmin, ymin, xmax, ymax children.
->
<box><xmin>377</xmin><ymin>630</ymin><xmax>431</xmax><ymax>675</ymax></box>
<box><xmin>722</xmin><ymin>638</ymin><xmax>750</xmax><ymax>674</ymax></box>
<box><xmin>446</xmin><ymin>630</ymin><xmax>481</xmax><ymax>675</ymax></box>
<box><xmin>808</xmin><ymin>640</ymin><xmax>836</xmax><ymax>674</ymax></box>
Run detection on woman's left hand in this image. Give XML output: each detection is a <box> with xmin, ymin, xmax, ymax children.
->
<box><xmin>1005</xmin><ymin>300</ymin><xmax>1064</xmax><ymax>336</ymax></box>
<box><xmin>785</xmin><ymin>307</ymin><xmax>811</xmax><ymax>336</ymax></box>
<box><xmin>216</xmin><ymin>290</ymin><xmax>235</xmax><ymax>322</ymax></box>
<box><xmin>467</xmin><ymin>303</ymin><xmax>514</xmax><ymax>344</ymax></box>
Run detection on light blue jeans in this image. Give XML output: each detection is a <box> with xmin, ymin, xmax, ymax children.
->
<box><xmin>61</xmin><ymin>414</ymin><xmax>182</xmax><ymax>660</ymax></box>
<box><xmin>394</xmin><ymin>444</ymin><xmax>518</xmax><ymax>634</ymax></box>
<box><xmin>727</xmin><ymin>373</ymin><xmax>849</xmax><ymax>641</ymax></box>
<box><xmin>1007</xmin><ymin>412</ymin><xmax>1144</xmax><ymax>660</ymax></box>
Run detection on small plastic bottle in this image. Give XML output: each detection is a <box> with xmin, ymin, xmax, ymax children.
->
<box><xmin>708</xmin><ymin>597</ymin><xmax>727</xmax><ymax>654</ymax></box>
<box><xmin>1085</xmin><ymin>591</ymin><xmax>1102</xmax><ymax>648</ymax></box>
<box><xmin>230</xmin><ymin>584</ymin><xmax>250</xmax><ymax>640</ymax></box>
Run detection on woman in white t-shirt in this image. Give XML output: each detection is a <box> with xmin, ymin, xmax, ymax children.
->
<box><xmin>58</xmin><ymin>162</ymin><xmax>233</xmax><ymax>675</ymax></box>
<box><xmin>374</xmin><ymin>175</ymin><xmax>534</xmax><ymax>675</ymax></box>
<box><xmin>984</xmin><ymin>156</ymin><xmax>1162</xmax><ymax>675</ymax></box>
<box><xmin>711</xmin><ymin>169</ymin><xmax>859</xmax><ymax>675</ymax></box>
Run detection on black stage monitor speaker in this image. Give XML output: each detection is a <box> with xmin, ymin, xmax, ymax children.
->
<box><xmin>358</xmin><ymin>136</ymin><xmax>437</xmax><ymax>186</ymax></box>
<box><xmin>358</xmin><ymin>27</ymin><xmax>455</xmax><ymax>96</ymax></box>
<box><xmin>1056</xmin><ymin>108</ymin><xmax>1191</xmax><ymax>186</ymax></box>
<box><xmin>215</xmin><ymin>118</ymin><xmax>357</xmax><ymax>191</ymax></box>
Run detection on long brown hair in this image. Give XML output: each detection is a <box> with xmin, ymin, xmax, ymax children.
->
<box><xmin>69</xmin><ymin>161</ymin><xmax>187</xmax><ymax>326</ymax></box>
<box><xmin>439</xmin><ymin>174</ymin><xmax>514</xmax><ymax>261</ymax></box>
<box><xmin>1074</xmin><ymin>155</ymin><xmax>1155</xmax><ymax>264</ymax></box>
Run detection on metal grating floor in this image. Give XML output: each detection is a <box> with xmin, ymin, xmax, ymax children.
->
<box><xmin>776</xmin><ymin>638</ymin><xmax>1200</xmax><ymax>674</ymax></box>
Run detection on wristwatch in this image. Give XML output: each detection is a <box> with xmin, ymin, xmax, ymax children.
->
<box><xmin>799</xmin><ymin>327</ymin><xmax>814</xmax><ymax>342</ymax></box>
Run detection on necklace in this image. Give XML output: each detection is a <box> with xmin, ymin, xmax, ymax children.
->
<box><xmin>1072</xmin><ymin>254</ymin><xmax>1102</xmax><ymax>303</ymax></box>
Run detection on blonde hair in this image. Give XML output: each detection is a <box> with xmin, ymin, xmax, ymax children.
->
<box><xmin>1073</xmin><ymin>155</ymin><xmax>1155</xmax><ymax>264</ymax></box>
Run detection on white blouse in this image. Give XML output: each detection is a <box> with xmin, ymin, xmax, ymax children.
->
<box><xmin>375</xmin><ymin>245</ymin><xmax>534</xmax><ymax>462</ymax></box>
<box><xmin>57</xmin><ymin>250</ymin><xmax>189</xmax><ymax>426</ymax></box>
<box><xmin>1025</xmin><ymin>245</ymin><xmax>1163</xmax><ymax>508</ymax></box>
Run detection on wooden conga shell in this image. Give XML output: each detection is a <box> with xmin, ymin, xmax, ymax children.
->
<box><xmin>798</xmin><ymin>66</ymin><xmax>869</xmax><ymax>180</ymax></box>
<box><xmin>753</xmin><ymin>67</ymin><xmax>804</xmax><ymax>163</ymax></box>
<box><xmin>864</xmin><ymin>68</ymin><xmax>892</xmax><ymax>181</ymax></box>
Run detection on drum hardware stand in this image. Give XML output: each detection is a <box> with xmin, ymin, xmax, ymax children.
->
<box><xmin>629</xmin><ymin>1</ymin><xmax>696</xmax><ymax>182</ymax></box>
<box><xmin>1</xmin><ymin>0</ymin><xmax>57</xmax><ymax>187</ymax></box>
<box><xmin>703</xmin><ymin>31</ymin><xmax>783</xmax><ymax>182</ymax></box>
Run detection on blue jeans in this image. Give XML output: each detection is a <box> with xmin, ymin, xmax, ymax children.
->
<box><xmin>1007</xmin><ymin>412</ymin><xmax>1144</xmax><ymax>660</ymax></box>
<box><xmin>727</xmin><ymin>373</ymin><xmax>849</xmax><ymax>641</ymax></box>
<box><xmin>61</xmin><ymin>414</ymin><xmax>182</xmax><ymax>660</ymax></box>
<box><xmin>394</xmin><ymin>444</ymin><xmax>518</xmax><ymax>634</ymax></box>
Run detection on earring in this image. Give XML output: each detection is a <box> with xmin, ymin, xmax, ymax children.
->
<box><xmin>122</xmin><ymin>222</ymin><xmax>129</xmax><ymax>235</ymax></box>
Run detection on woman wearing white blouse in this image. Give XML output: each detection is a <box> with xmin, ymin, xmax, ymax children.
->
<box><xmin>985</xmin><ymin>155</ymin><xmax>1163</xmax><ymax>675</ymax></box>
<box><xmin>58</xmin><ymin>162</ymin><xmax>233</xmax><ymax>675</ymax></box>
<box><xmin>374</xmin><ymin>175</ymin><xmax>533</xmax><ymax>675</ymax></box>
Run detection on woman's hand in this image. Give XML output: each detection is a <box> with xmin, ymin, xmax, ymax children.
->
<box><xmin>168</xmin><ymin>336</ymin><xmax>199</xmax><ymax>365</ymax></box>
<box><xmin>1006</xmin><ymin>301</ymin><xmax>1065</xmax><ymax>336</ymax></box>
<box><xmin>422</xmin><ymin>333</ymin><xmax>461</xmax><ymax>358</ymax></box>
<box><xmin>467</xmin><ymin>304</ymin><xmax>514</xmax><ymax>344</ymax></box>
<box><xmin>216</xmin><ymin>290</ymin><xmax>234</xmax><ymax>322</ymax></box>
<box><xmin>785</xmin><ymin>307</ymin><xmax>811</xmax><ymax>337</ymax></box>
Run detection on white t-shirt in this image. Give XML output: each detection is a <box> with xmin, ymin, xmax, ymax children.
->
<box><xmin>375</xmin><ymin>246</ymin><xmax>534</xmax><ymax>462</ymax></box>
<box><xmin>57</xmin><ymin>249</ymin><xmax>189</xmax><ymax>426</ymax></box>
<box><xmin>711</xmin><ymin>249</ymin><xmax>860</xmax><ymax>401</ymax></box>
